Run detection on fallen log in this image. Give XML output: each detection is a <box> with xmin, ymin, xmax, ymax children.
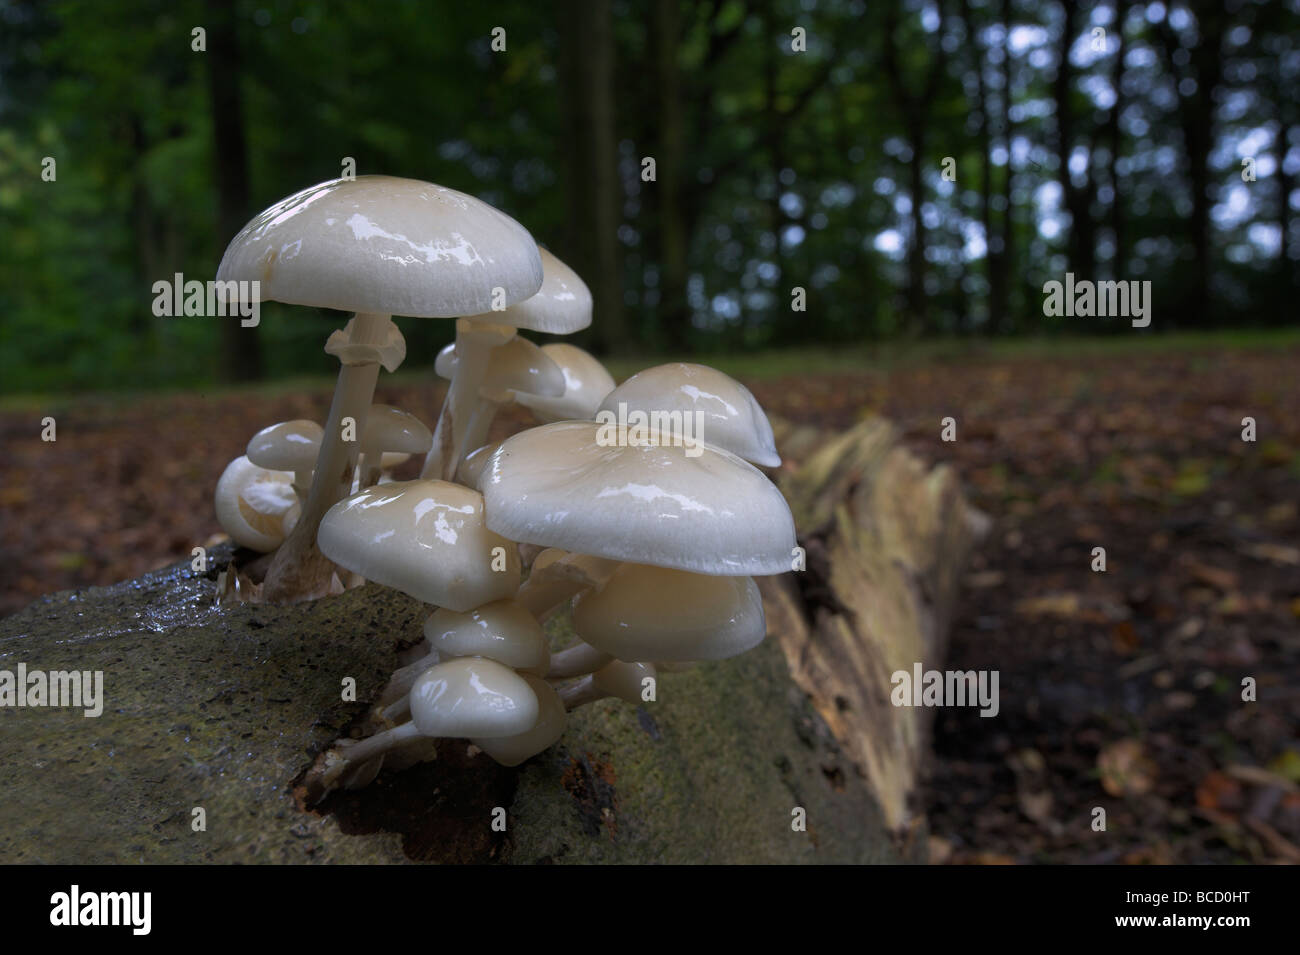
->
<box><xmin>0</xmin><ymin>415</ymin><xmax>979</xmax><ymax>863</ymax></box>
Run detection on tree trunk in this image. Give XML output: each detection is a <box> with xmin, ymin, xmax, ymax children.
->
<box><xmin>1106</xmin><ymin>0</ymin><xmax>1128</xmax><ymax>281</ymax></box>
<box><xmin>999</xmin><ymin>0</ymin><xmax>1016</xmax><ymax>332</ymax></box>
<box><xmin>205</xmin><ymin>0</ymin><xmax>261</xmax><ymax>382</ymax></box>
<box><xmin>1054</xmin><ymin>0</ymin><xmax>1097</xmax><ymax>284</ymax></box>
<box><xmin>557</xmin><ymin>0</ymin><xmax>625</xmax><ymax>353</ymax></box>
<box><xmin>652</xmin><ymin>0</ymin><xmax>689</xmax><ymax>352</ymax></box>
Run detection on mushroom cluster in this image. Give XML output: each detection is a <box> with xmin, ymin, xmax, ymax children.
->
<box><xmin>211</xmin><ymin>175</ymin><xmax>797</xmax><ymax>787</ymax></box>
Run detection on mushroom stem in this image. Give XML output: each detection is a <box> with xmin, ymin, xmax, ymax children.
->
<box><xmin>422</xmin><ymin>324</ymin><xmax>494</xmax><ymax>481</ymax></box>
<box><xmin>516</xmin><ymin>576</ymin><xmax>588</xmax><ymax>622</ymax></box>
<box><xmin>557</xmin><ymin>675</ymin><xmax>607</xmax><ymax>710</ymax></box>
<box><xmin>381</xmin><ymin>696</ymin><xmax>412</xmax><ymax>725</ymax></box>
<box><xmin>291</xmin><ymin>471</ymin><xmax>312</xmax><ymax>503</ymax></box>
<box><xmin>461</xmin><ymin>399</ymin><xmax>500</xmax><ymax>463</ymax></box>
<box><xmin>375</xmin><ymin>650</ymin><xmax>440</xmax><ymax>711</ymax></box>
<box><xmin>323</xmin><ymin>721</ymin><xmax>423</xmax><ymax>786</ymax></box>
<box><xmin>261</xmin><ymin>312</ymin><xmax>390</xmax><ymax>602</ymax></box>
<box><xmin>546</xmin><ymin>642</ymin><xmax>614</xmax><ymax>679</ymax></box>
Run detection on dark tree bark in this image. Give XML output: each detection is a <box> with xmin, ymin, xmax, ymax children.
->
<box><xmin>1156</xmin><ymin>1</ymin><xmax>1228</xmax><ymax>327</ymax></box>
<box><xmin>1276</xmin><ymin>119</ymin><xmax>1295</xmax><ymax>296</ymax></box>
<box><xmin>205</xmin><ymin>0</ymin><xmax>261</xmax><ymax>381</ymax></box>
<box><xmin>883</xmin><ymin>3</ymin><xmax>949</xmax><ymax>334</ymax></box>
<box><xmin>999</xmin><ymin>0</ymin><xmax>1016</xmax><ymax>332</ymax></box>
<box><xmin>652</xmin><ymin>0</ymin><xmax>689</xmax><ymax>351</ymax></box>
<box><xmin>960</xmin><ymin>0</ymin><xmax>1004</xmax><ymax>332</ymax></box>
<box><xmin>1105</xmin><ymin>0</ymin><xmax>1129</xmax><ymax>281</ymax></box>
<box><xmin>557</xmin><ymin>0</ymin><xmax>625</xmax><ymax>352</ymax></box>
<box><xmin>1054</xmin><ymin>0</ymin><xmax>1097</xmax><ymax>285</ymax></box>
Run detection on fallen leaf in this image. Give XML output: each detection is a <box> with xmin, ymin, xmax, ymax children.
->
<box><xmin>1099</xmin><ymin>739</ymin><xmax>1157</xmax><ymax>797</ymax></box>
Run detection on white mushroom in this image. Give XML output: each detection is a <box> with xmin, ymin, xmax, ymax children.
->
<box><xmin>470</xmin><ymin>674</ymin><xmax>567</xmax><ymax>766</ymax></box>
<box><xmin>317</xmin><ymin>479</ymin><xmax>520</xmax><ymax>612</ymax></box>
<box><xmin>423</xmin><ymin>599</ymin><xmax>550</xmax><ymax>675</ymax></box>
<box><xmin>596</xmin><ymin>362</ymin><xmax>780</xmax><ymax>467</ymax></box>
<box><xmin>515</xmin><ymin>343</ymin><xmax>616</xmax><ymax>423</ymax></box>
<box><xmin>319</xmin><ymin>657</ymin><xmax>539</xmax><ymax>786</ymax></box>
<box><xmin>214</xmin><ymin>455</ymin><xmax>301</xmax><ymax>552</ymax></box>
<box><xmin>409</xmin><ymin>657</ymin><xmax>539</xmax><ymax>738</ymax></box>
<box><xmin>357</xmin><ymin>404</ymin><xmax>432</xmax><ymax>488</ymax></box>
<box><xmin>571</xmin><ymin>563</ymin><xmax>766</xmax><ymax>662</ymax></box>
<box><xmin>216</xmin><ymin>175</ymin><xmax>543</xmax><ymax>600</ymax></box>
<box><xmin>480</xmin><ymin>420</ymin><xmax>797</xmax><ymax>575</ymax></box>
<box><xmin>245</xmin><ymin>420</ymin><xmax>322</xmax><ymax>500</ymax></box>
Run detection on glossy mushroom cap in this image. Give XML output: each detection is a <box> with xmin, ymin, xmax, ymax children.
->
<box><xmin>573</xmin><ymin>565</ymin><xmax>765</xmax><ymax>662</ymax></box>
<box><xmin>463</xmin><ymin>246</ymin><xmax>591</xmax><ymax>334</ymax></box>
<box><xmin>246</xmin><ymin>420</ymin><xmax>323</xmax><ymax>474</ymax></box>
<box><xmin>215</xmin><ymin>175</ymin><xmax>543</xmax><ymax>317</ymax></box>
<box><xmin>214</xmin><ymin>456</ymin><xmax>301</xmax><ymax>552</ymax></box>
<box><xmin>423</xmin><ymin>599</ymin><xmax>550</xmax><ymax>675</ymax></box>
<box><xmin>470</xmin><ymin>674</ymin><xmax>567</xmax><ymax>766</ymax></box>
<box><xmin>436</xmin><ymin>336</ymin><xmax>565</xmax><ymax>402</ymax></box>
<box><xmin>409</xmin><ymin>658</ymin><xmax>539</xmax><ymax>738</ymax></box>
<box><xmin>362</xmin><ymin>405</ymin><xmax>433</xmax><ymax>457</ymax></box>
<box><xmin>480</xmin><ymin>420</ymin><xmax>797</xmax><ymax>575</ymax></box>
<box><xmin>515</xmin><ymin>344</ymin><xmax>616</xmax><ymax>422</ymax></box>
<box><xmin>317</xmin><ymin>479</ymin><xmax>520</xmax><ymax>611</ymax></box>
<box><xmin>597</xmin><ymin>363</ymin><xmax>779</xmax><ymax>467</ymax></box>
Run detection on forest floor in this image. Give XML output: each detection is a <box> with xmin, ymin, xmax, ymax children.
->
<box><xmin>1</xmin><ymin>332</ymin><xmax>1297</xmax><ymax>864</ymax></box>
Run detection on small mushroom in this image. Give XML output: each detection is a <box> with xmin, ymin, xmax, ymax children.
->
<box><xmin>423</xmin><ymin>599</ymin><xmax>550</xmax><ymax>675</ymax></box>
<box><xmin>245</xmin><ymin>419</ymin><xmax>322</xmax><ymax>500</ymax></box>
<box><xmin>317</xmin><ymin>479</ymin><xmax>520</xmax><ymax>612</ymax></box>
<box><xmin>316</xmin><ymin>657</ymin><xmax>539</xmax><ymax>787</ymax></box>
<box><xmin>571</xmin><ymin>563</ymin><xmax>765</xmax><ymax>662</ymax></box>
<box><xmin>480</xmin><ymin>420</ymin><xmax>797</xmax><ymax>575</ymax></box>
<box><xmin>596</xmin><ymin>362</ymin><xmax>780</xmax><ymax>467</ymax></box>
<box><xmin>214</xmin><ymin>455</ymin><xmax>301</xmax><ymax>552</ymax></box>
<box><xmin>357</xmin><ymin>404</ymin><xmax>432</xmax><ymax>488</ymax></box>
<box><xmin>515</xmin><ymin>343</ymin><xmax>616</xmax><ymax>423</ymax></box>
<box><xmin>470</xmin><ymin>674</ymin><xmax>567</xmax><ymax>766</ymax></box>
<box><xmin>409</xmin><ymin>657</ymin><xmax>539</xmax><ymax>738</ymax></box>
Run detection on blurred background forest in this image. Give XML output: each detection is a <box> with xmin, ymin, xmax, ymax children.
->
<box><xmin>0</xmin><ymin>0</ymin><xmax>1296</xmax><ymax>393</ymax></box>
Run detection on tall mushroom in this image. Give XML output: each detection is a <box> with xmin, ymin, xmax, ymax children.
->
<box><xmin>431</xmin><ymin>334</ymin><xmax>566</xmax><ymax>466</ymax></box>
<box><xmin>422</xmin><ymin>246</ymin><xmax>592</xmax><ymax>480</ymax></box>
<box><xmin>216</xmin><ymin>175</ymin><xmax>542</xmax><ymax>601</ymax></box>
